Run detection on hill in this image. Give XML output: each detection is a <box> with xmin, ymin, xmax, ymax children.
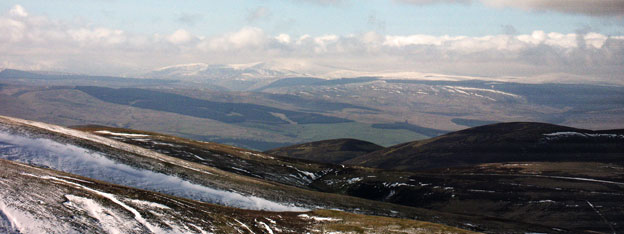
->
<box><xmin>265</xmin><ymin>138</ymin><xmax>384</xmax><ymax>164</ymax></box>
<box><xmin>0</xmin><ymin>115</ymin><xmax>503</xmax><ymax>232</ymax></box>
<box><xmin>344</xmin><ymin>122</ymin><xmax>624</xmax><ymax>170</ymax></box>
<box><xmin>5</xmin><ymin>116</ymin><xmax>623</xmax><ymax>233</ymax></box>
<box><xmin>77</xmin><ymin>121</ymin><xmax>624</xmax><ymax>233</ymax></box>
<box><xmin>0</xmin><ymin>159</ymin><xmax>479</xmax><ymax>234</ymax></box>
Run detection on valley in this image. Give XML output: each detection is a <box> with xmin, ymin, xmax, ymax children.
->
<box><xmin>1</xmin><ymin>68</ymin><xmax>623</xmax><ymax>151</ymax></box>
<box><xmin>1</xmin><ymin>68</ymin><xmax>623</xmax><ymax>233</ymax></box>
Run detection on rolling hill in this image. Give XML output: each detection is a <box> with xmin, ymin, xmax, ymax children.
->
<box><xmin>0</xmin><ymin>115</ymin><xmax>508</xmax><ymax>233</ymax></box>
<box><xmin>265</xmin><ymin>138</ymin><xmax>384</xmax><ymax>164</ymax></box>
<box><xmin>3</xmin><ymin>115</ymin><xmax>624</xmax><ymax>233</ymax></box>
<box><xmin>344</xmin><ymin>122</ymin><xmax>624</xmax><ymax>171</ymax></box>
<box><xmin>74</xmin><ymin>121</ymin><xmax>624</xmax><ymax>233</ymax></box>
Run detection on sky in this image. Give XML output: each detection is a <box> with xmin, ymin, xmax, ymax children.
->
<box><xmin>0</xmin><ymin>0</ymin><xmax>623</xmax><ymax>84</ymax></box>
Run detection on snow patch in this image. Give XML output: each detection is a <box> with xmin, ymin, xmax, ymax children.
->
<box><xmin>346</xmin><ymin>177</ymin><xmax>363</xmax><ymax>184</ymax></box>
<box><xmin>25</xmin><ymin>175</ymin><xmax>165</xmax><ymax>233</ymax></box>
<box><xmin>544</xmin><ymin>132</ymin><xmax>624</xmax><ymax>139</ymax></box>
<box><xmin>233</xmin><ymin>219</ymin><xmax>254</xmax><ymax>233</ymax></box>
<box><xmin>286</xmin><ymin>165</ymin><xmax>318</xmax><ymax>181</ymax></box>
<box><xmin>0</xmin><ymin>200</ymin><xmax>58</xmax><ymax>234</ymax></box>
<box><xmin>446</xmin><ymin>86</ymin><xmax>521</xmax><ymax>98</ymax></box>
<box><xmin>64</xmin><ymin>194</ymin><xmax>142</xmax><ymax>234</ymax></box>
<box><xmin>94</xmin><ymin>130</ymin><xmax>150</xmax><ymax>138</ymax></box>
<box><xmin>257</xmin><ymin>221</ymin><xmax>274</xmax><ymax>234</ymax></box>
<box><xmin>383</xmin><ymin>182</ymin><xmax>413</xmax><ymax>188</ymax></box>
<box><xmin>125</xmin><ymin>198</ymin><xmax>171</xmax><ymax>210</ymax></box>
<box><xmin>298</xmin><ymin>214</ymin><xmax>341</xmax><ymax>222</ymax></box>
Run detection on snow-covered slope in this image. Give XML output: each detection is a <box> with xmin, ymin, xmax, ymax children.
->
<box><xmin>2</xmin><ymin>159</ymin><xmax>442</xmax><ymax>234</ymax></box>
<box><xmin>0</xmin><ymin>130</ymin><xmax>304</xmax><ymax>212</ymax></box>
<box><xmin>146</xmin><ymin>62</ymin><xmax>302</xmax><ymax>81</ymax></box>
<box><xmin>0</xmin><ymin>159</ymin><xmax>474</xmax><ymax>234</ymax></box>
<box><xmin>0</xmin><ymin>116</ymin><xmax>306</xmax><ymax>212</ymax></box>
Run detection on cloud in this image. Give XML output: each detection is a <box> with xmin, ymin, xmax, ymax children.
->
<box><xmin>397</xmin><ymin>0</ymin><xmax>624</xmax><ymax>17</ymax></box>
<box><xmin>482</xmin><ymin>0</ymin><xmax>624</xmax><ymax>17</ymax></box>
<box><xmin>199</xmin><ymin>27</ymin><xmax>266</xmax><ymax>51</ymax></box>
<box><xmin>293</xmin><ymin>0</ymin><xmax>345</xmax><ymax>6</ymax></box>
<box><xmin>167</xmin><ymin>29</ymin><xmax>195</xmax><ymax>44</ymax></box>
<box><xmin>68</xmin><ymin>28</ymin><xmax>127</xmax><ymax>45</ymax></box>
<box><xmin>9</xmin><ymin>5</ymin><xmax>28</xmax><ymax>17</ymax></box>
<box><xmin>176</xmin><ymin>13</ymin><xmax>203</xmax><ymax>26</ymax></box>
<box><xmin>0</xmin><ymin>4</ymin><xmax>622</xmax><ymax>84</ymax></box>
<box><xmin>246</xmin><ymin>7</ymin><xmax>272</xmax><ymax>23</ymax></box>
<box><xmin>395</xmin><ymin>0</ymin><xmax>471</xmax><ymax>5</ymax></box>
<box><xmin>275</xmin><ymin>34</ymin><xmax>291</xmax><ymax>44</ymax></box>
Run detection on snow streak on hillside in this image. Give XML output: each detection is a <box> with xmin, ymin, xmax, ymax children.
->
<box><xmin>0</xmin><ymin>129</ymin><xmax>306</xmax><ymax>212</ymax></box>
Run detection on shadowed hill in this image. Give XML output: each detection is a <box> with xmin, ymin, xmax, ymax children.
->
<box><xmin>265</xmin><ymin>138</ymin><xmax>384</xmax><ymax>164</ymax></box>
<box><xmin>344</xmin><ymin>122</ymin><xmax>624</xmax><ymax>171</ymax></box>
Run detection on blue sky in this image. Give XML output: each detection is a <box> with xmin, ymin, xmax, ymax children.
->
<box><xmin>0</xmin><ymin>0</ymin><xmax>623</xmax><ymax>84</ymax></box>
<box><xmin>1</xmin><ymin>0</ymin><xmax>621</xmax><ymax>37</ymax></box>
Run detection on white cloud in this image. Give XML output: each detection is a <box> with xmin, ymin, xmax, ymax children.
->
<box><xmin>69</xmin><ymin>28</ymin><xmax>127</xmax><ymax>45</ymax></box>
<box><xmin>275</xmin><ymin>34</ymin><xmax>291</xmax><ymax>44</ymax></box>
<box><xmin>0</xmin><ymin>18</ymin><xmax>26</xmax><ymax>42</ymax></box>
<box><xmin>200</xmin><ymin>27</ymin><xmax>266</xmax><ymax>51</ymax></box>
<box><xmin>313</xmin><ymin>34</ymin><xmax>339</xmax><ymax>52</ymax></box>
<box><xmin>585</xmin><ymin>33</ymin><xmax>609</xmax><ymax>48</ymax></box>
<box><xmin>167</xmin><ymin>29</ymin><xmax>194</xmax><ymax>44</ymax></box>
<box><xmin>9</xmin><ymin>5</ymin><xmax>28</xmax><ymax>17</ymax></box>
<box><xmin>383</xmin><ymin>34</ymin><xmax>449</xmax><ymax>47</ymax></box>
<box><xmin>0</xmin><ymin>4</ymin><xmax>622</xmax><ymax>84</ymax></box>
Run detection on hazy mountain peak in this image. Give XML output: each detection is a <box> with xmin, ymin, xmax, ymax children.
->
<box><xmin>147</xmin><ymin>62</ymin><xmax>304</xmax><ymax>80</ymax></box>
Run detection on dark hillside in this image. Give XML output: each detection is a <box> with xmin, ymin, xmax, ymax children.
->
<box><xmin>345</xmin><ymin>122</ymin><xmax>624</xmax><ymax>170</ymax></box>
<box><xmin>265</xmin><ymin>138</ymin><xmax>384</xmax><ymax>164</ymax></box>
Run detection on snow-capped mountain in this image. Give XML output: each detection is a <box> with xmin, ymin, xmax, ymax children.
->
<box><xmin>146</xmin><ymin>62</ymin><xmax>304</xmax><ymax>81</ymax></box>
